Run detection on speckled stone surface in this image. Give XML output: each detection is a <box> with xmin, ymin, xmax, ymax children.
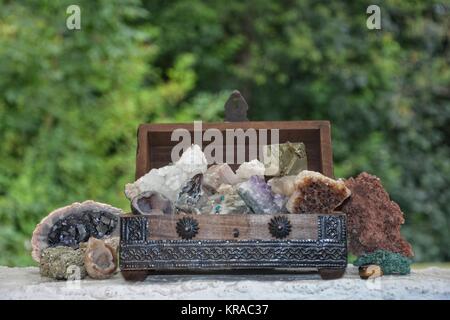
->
<box><xmin>0</xmin><ymin>265</ymin><xmax>448</xmax><ymax>300</ymax></box>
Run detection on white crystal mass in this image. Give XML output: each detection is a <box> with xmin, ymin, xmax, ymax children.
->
<box><xmin>235</xmin><ymin>159</ymin><xmax>265</xmax><ymax>180</ymax></box>
<box><xmin>124</xmin><ymin>144</ymin><xmax>208</xmax><ymax>201</ymax></box>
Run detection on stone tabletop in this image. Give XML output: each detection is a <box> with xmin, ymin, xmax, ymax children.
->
<box><xmin>0</xmin><ymin>265</ymin><xmax>449</xmax><ymax>300</ymax></box>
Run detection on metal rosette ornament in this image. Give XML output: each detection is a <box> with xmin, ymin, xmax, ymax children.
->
<box><xmin>176</xmin><ymin>216</ymin><xmax>200</xmax><ymax>240</ymax></box>
<box><xmin>268</xmin><ymin>216</ymin><xmax>292</xmax><ymax>239</ymax></box>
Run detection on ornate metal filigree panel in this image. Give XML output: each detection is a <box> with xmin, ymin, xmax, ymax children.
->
<box><xmin>318</xmin><ymin>215</ymin><xmax>345</xmax><ymax>243</ymax></box>
<box><xmin>120</xmin><ymin>216</ymin><xmax>148</xmax><ymax>243</ymax></box>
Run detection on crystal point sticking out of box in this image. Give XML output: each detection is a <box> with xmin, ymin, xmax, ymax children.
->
<box><xmin>125</xmin><ymin>144</ymin><xmax>208</xmax><ymax>202</ymax></box>
<box><xmin>286</xmin><ymin>170</ymin><xmax>350</xmax><ymax>213</ymax></box>
<box><xmin>238</xmin><ymin>176</ymin><xmax>287</xmax><ymax>214</ymax></box>
<box><xmin>263</xmin><ymin>142</ymin><xmax>308</xmax><ymax>176</ymax></box>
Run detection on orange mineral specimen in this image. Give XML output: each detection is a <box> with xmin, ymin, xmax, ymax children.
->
<box><xmin>286</xmin><ymin>171</ymin><xmax>351</xmax><ymax>213</ymax></box>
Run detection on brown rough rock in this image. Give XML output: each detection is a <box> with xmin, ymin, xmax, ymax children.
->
<box><xmin>342</xmin><ymin>172</ymin><xmax>413</xmax><ymax>257</ymax></box>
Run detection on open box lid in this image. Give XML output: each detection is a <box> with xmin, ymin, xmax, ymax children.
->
<box><xmin>135</xmin><ymin>92</ymin><xmax>334</xmax><ymax>180</ymax></box>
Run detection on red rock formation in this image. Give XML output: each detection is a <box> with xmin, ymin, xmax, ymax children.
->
<box><xmin>342</xmin><ymin>172</ymin><xmax>414</xmax><ymax>257</ymax></box>
<box><xmin>286</xmin><ymin>170</ymin><xmax>351</xmax><ymax>214</ymax></box>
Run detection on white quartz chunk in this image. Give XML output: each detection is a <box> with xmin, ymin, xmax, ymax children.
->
<box><xmin>235</xmin><ymin>159</ymin><xmax>265</xmax><ymax>180</ymax></box>
<box><xmin>124</xmin><ymin>144</ymin><xmax>208</xmax><ymax>201</ymax></box>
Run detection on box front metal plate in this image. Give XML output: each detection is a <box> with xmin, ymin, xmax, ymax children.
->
<box><xmin>119</xmin><ymin>215</ymin><xmax>347</xmax><ymax>271</ymax></box>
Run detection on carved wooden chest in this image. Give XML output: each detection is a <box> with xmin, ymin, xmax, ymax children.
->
<box><xmin>120</xmin><ymin>95</ymin><xmax>347</xmax><ymax>280</ymax></box>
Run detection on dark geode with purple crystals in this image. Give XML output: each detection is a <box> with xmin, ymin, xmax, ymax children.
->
<box><xmin>31</xmin><ymin>200</ymin><xmax>123</xmax><ymax>262</ymax></box>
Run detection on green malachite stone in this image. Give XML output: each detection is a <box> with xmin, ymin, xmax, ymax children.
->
<box><xmin>353</xmin><ymin>250</ymin><xmax>412</xmax><ymax>275</ymax></box>
<box><xmin>263</xmin><ymin>142</ymin><xmax>308</xmax><ymax>176</ymax></box>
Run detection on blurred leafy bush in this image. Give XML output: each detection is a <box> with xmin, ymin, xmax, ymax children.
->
<box><xmin>0</xmin><ymin>0</ymin><xmax>448</xmax><ymax>265</ymax></box>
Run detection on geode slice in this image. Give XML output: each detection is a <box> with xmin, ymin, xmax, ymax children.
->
<box><xmin>238</xmin><ymin>176</ymin><xmax>287</xmax><ymax>214</ymax></box>
<box><xmin>84</xmin><ymin>237</ymin><xmax>117</xmax><ymax>280</ymax></box>
<box><xmin>131</xmin><ymin>191</ymin><xmax>173</xmax><ymax>215</ymax></box>
<box><xmin>124</xmin><ymin>144</ymin><xmax>208</xmax><ymax>202</ymax></box>
<box><xmin>342</xmin><ymin>172</ymin><xmax>414</xmax><ymax>257</ymax></box>
<box><xmin>203</xmin><ymin>163</ymin><xmax>239</xmax><ymax>192</ymax></box>
<box><xmin>31</xmin><ymin>200</ymin><xmax>123</xmax><ymax>262</ymax></box>
<box><xmin>286</xmin><ymin>170</ymin><xmax>351</xmax><ymax>214</ymax></box>
<box><xmin>40</xmin><ymin>246</ymin><xmax>87</xmax><ymax>280</ymax></box>
<box><xmin>263</xmin><ymin>142</ymin><xmax>308</xmax><ymax>176</ymax></box>
<box><xmin>175</xmin><ymin>173</ymin><xmax>208</xmax><ymax>214</ymax></box>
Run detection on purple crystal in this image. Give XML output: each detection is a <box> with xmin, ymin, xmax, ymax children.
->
<box><xmin>237</xmin><ymin>176</ymin><xmax>287</xmax><ymax>214</ymax></box>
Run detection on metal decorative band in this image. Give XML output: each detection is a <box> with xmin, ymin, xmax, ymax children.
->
<box><xmin>120</xmin><ymin>240</ymin><xmax>346</xmax><ymax>270</ymax></box>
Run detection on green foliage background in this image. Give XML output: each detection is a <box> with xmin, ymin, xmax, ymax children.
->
<box><xmin>0</xmin><ymin>0</ymin><xmax>448</xmax><ymax>266</ymax></box>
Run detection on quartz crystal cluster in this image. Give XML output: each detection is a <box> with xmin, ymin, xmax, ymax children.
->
<box><xmin>126</xmin><ymin>144</ymin><xmax>290</xmax><ymax>214</ymax></box>
<box><xmin>124</xmin><ymin>143</ymin><xmax>352</xmax><ymax>215</ymax></box>
<box><xmin>125</xmin><ymin>144</ymin><xmax>208</xmax><ymax>202</ymax></box>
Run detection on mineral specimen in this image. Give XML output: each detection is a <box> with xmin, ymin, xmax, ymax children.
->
<box><xmin>84</xmin><ymin>237</ymin><xmax>117</xmax><ymax>280</ymax></box>
<box><xmin>342</xmin><ymin>172</ymin><xmax>414</xmax><ymax>257</ymax></box>
<box><xmin>124</xmin><ymin>144</ymin><xmax>208</xmax><ymax>202</ymax></box>
<box><xmin>353</xmin><ymin>250</ymin><xmax>412</xmax><ymax>275</ymax></box>
<box><xmin>103</xmin><ymin>236</ymin><xmax>120</xmax><ymax>253</ymax></box>
<box><xmin>203</xmin><ymin>163</ymin><xmax>239</xmax><ymax>192</ymax></box>
<box><xmin>31</xmin><ymin>200</ymin><xmax>123</xmax><ymax>262</ymax></box>
<box><xmin>263</xmin><ymin>142</ymin><xmax>308</xmax><ymax>176</ymax></box>
<box><xmin>131</xmin><ymin>191</ymin><xmax>173</xmax><ymax>215</ymax></box>
<box><xmin>40</xmin><ymin>246</ymin><xmax>87</xmax><ymax>280</ymax></box>
<box><xmin>200</xmin><ymin>184</ymin><xmax>251</xmax><ymax>214</ymax></box>
<box><xmin>358</xmin><ymin>264</ymin><xmax>383</xmax><ymax>280</ymax></box>
<box><xmin>175</xmin><ymin>173</ymin><xmax>208</xmax><ymax>214</ymax></box>
<box><xmin>235</xmin><ymin>159</ymin><xmax>265</xmax><ymax>181</ymax></box>
<box><xmin>286</xmin><ymin>170</ymin><xmax>350</xmax><ymax>214</ymax></box>
<box><xmin>238</xmin><ymin>176</ymin><xmax>287</xmax><ymax>214</ymax></box>
<box><xmin>267</xmin><ymin>175</ymin><xmax>296</xmax><ymax>196</ymax></box>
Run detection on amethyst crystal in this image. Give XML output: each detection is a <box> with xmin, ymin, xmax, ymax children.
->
<box><xmin>237</xmin><ymin>176</ymin><xmax>287</xmax><ymax>214</ymax></box>
<box><xmin>175</xmin><ymin>174</ymin><xmax>207</xmax><ymax>214</ymax></box>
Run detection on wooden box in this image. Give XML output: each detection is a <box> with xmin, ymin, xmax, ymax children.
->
<box><xmin>120</xmin><ymin>102</ymin><xmax>347</xmax><ymax>280</ymax></box>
